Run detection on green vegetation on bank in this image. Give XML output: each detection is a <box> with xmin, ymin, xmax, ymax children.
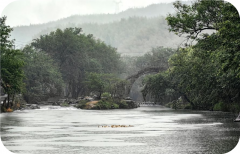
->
<box><xmin>1</xmin><ymin>16</ymin><xmax>125</xmax><ymax>111</ymax></box>
<box><xmin>141</xmin><ymin>0</ymin><xmax>240</xmax><ymax>113</ymax></box>
<box><xmin>74</xmin><ymin>94</ymin><xmax>136</xmax><ymax>110</ymax></box>
<box><xmin>1</xmin><ymin>16</ymin><xmax>25</xmax><ymax>110</ymax></box>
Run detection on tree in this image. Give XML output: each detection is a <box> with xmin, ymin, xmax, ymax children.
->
<box><xmin>22</xmin><ymin>46</ymin><xmax>64</xmax><ymax>103</ymax></box>
<box><xmin>84</xmin><ymin>72</ymin><xmax>127</xmax><ymax>99</ymax></box>
<box><xmin>84</xmin><ymin>72</ymin><xmax>105</xmax><ymax>99</ymax></box>
<box><xmin>1</xmin><ymin>16</ymin><xmax>25</xmax><ymax>107</ymax></box>
<box><xmin>141</xmin><ymin>72</ymin><xmax>177</xmax><ymax>103</ymax></box>
<box><xmin>166</xmin><ymin>0</ymin><xmax>224</xmax><ymax>40</ymax></box>
<box><xmin>163</xmin><ymin>0</ymin><xmax>240</xmax><ymax>111</ymax></box>
<box><xmin>31</xmin><ymin>28</ymin><xmax>123</xmax><ymax>98</ymax></box>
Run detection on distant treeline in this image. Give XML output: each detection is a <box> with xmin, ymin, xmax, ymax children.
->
<box><xmin>11</xmin><ymin>3</ymin><xmax>186</xmax><ymax>55</ymax></box>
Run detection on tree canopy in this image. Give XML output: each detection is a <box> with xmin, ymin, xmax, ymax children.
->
<box><xmin>22</xmin><ymin>46</ymin><xmax>64</xmax><ymax>103</ymax></box>
<box><xmin>142</xmin><ymin>0</ymin><xmax>240</xmax><ymax>112</ymax></box>
<box><xmin>1</xmin><ymin>16</ymin><xmax>25</xmax><ymax>106</ymax></box>
<box><xmin>31</xmin><ymin>27</ymin><xmax>123</xmax><ymax>98</ymax></box>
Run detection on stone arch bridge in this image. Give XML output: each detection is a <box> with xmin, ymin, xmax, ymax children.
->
<box><xmin>125</xmin><ymin>66</ymin><xmax>166</xmax><ymax>96</ymax></box>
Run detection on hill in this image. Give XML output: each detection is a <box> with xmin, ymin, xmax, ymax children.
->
<box><xmin>10</xmin><ymin>3</ymin><xmax>186</xmax><ymax>55</ymax></box>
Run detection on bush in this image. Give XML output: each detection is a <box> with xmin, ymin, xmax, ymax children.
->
<box><xmin>112</xmin><ymin>103</ymin><xmax>119</xmax><ymax>109</ymax></box>
<box><xmin>75</xmin><ymin>100</ymin><xmax>89</xmax><ymax>109</ymax></box>
<box><xmin>97</xmin><ymin>100</ymin><xmax>112</xmax><ymax>109</ymax></box>
<box><xmin>118</xmin><ymin>101</ymin><xmax>129</xmax><ymax>109</ymax></box>
<box><xmin>165</xmin><ymin>102</ymin><xmax>172</xmax><ymax>108</ymax></box>
<box><xmin>213</xmin><ymin>102</ymin><xmax>229</xmax><ymax>112</ymax></box>
<box><xmin>60</xmin><ymin>102</ymin><xmax>70</xmax><ymax>107</ymax></box>
<box><xmin>229</xmin><ymin>103</ymin><xmax>240</xmax><ymax>114</ymax></box>
<box><xmin>184</xmin><ymin>104</ymin><xmax>192</xmax><ymax>109</ymax></box>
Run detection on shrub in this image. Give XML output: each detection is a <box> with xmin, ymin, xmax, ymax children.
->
<box><xmin>97</xmin><ymin>100</ymin><xmax>112</xmax><ymax>109</ymax></box>
<box><xmin>184</xmin><ymin>104</ymin><xmax>192</xmax><ymax>109</ymax></box>
<box><xmin>75</xmin><ymin>100</ymin><xmax>89</xmax><ymax>109</ymax></box>
<box><xmin>118</xmin><ymin>101</ymin><xmax>129</xmax><ymax>109</ymax></box>
<box><xmin>60</xmin><ymin>102</ymin><xmax>70</xmax><ymax>107</ymax></box>
<box><xmin>165</xmin><ymin>102</ymin><xmax>172</xmax><ymax>108</ymax></box>
<box><xmin>229</xmin><ymin>103</ymin><xmax>240</xmax><ymax>114</ymax></box>
<box><xmin>112</xmin><ymin>103</ymin><xmax>119</xmax><ymax>109</ymax></box>
<box><xmin>213</xmin><ymin>102</ymin><xmax>229</xmax><ymax>112</ymax></box>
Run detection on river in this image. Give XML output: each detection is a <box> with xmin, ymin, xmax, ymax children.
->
<box><xmin>1</xmin><ymin>105</ymin><xmax>240</xmax><ymax>154</ymax></box>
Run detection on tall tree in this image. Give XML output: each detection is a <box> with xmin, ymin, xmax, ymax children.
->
<box><xmin>163</xmin><ymin>0</ymin><xmax>240</xmax><ymax>111</ymax></box>
<box><xmin>31</xmin><ymin>28</ymin><xmax>122</xmax><ymax>98</ymax></box>
<box><xmin>22</xmin><ymin>46</ymin><xmax>64</xmax><ymax>103</ymax></box>
<box><xmin>1</xmin><ymin>16</ymin><xmax>25</xmax><ymax>107</ymax></box>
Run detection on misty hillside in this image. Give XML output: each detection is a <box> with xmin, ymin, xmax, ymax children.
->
<box><xmin>11</xmin><ymin>3</ymin><xmax>185</xmax><ymax>55</ymax></box>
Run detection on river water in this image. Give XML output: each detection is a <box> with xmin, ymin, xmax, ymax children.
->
<box><xmin>1</xmin><ymin>105</ymin><xmax>240</xmax><ymax>154</ymax></box>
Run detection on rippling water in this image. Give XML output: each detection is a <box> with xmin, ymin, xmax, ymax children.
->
<box><xmin>1</xmin><ymin>105</ymin><xmax>240</xmax><ymax>154</ymax></box>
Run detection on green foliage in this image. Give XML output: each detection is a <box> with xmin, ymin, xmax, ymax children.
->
<box><xmin>135</xmin><ymin>47</ymin><xmax>175</xmax><ymax>70</ymax></box>
<box><xmin>112</xmin><ymin>103</ymin><xmax>119</xmax><ymax>109</ymax></box>
<box><xmin>96</xmin><ymin>100</ymin><xmax>112</xmax><ymax>109</ymax></box>
<box><xmin>85</xmin><ymin>72</ymin><xmax>105</xmax><ymax>98</ymax></box>
<box><xmin>85</xmin><ymin>73</ymin><xmax>128</xmax><ymax>99</ymax></box>
<box><xmin>166</xmin><ymin>0</ymin><xmax>224</xmax><ymax>41</ymax></box>
<box><xmin>184</xmin><ymin>104</ymin><xmax>192</xmax><ymax>110</ymax></box>
<box><xmin>0</xmin><ymin>16</ymin><xmax>13</xmax><ymax>48</ymax></box>
<box><xmin>60</xmin><ymin>102</ymin><xmax>70</xmax><ymax>107</ymax></box>
<box><xmin>102</xmin><ymin>92</ymin><xmax>111</xmax><ymax>98</ymax></box>
<box><xmin>75</xmin><ymin>100</ymin><xmax>89</xmax><ymax>109</ymax></box>
<box><xmin>142</xmin><ymin>1</ymin><xmax>240</xmax><ymax>113</ymax></box>
<box><xmin>158</xmin><ymin>0</ymin><xmax>240</xmax><ymax>111</ymax></box>
<box><xmin>213</xmin><ymin>102</ymin><xmax>229</xmax><ymax>112</ymax></box>
<box><xmin>142</xmin><ymin>72</ymin><xmax>179</xmax><ymax>103</ymax></box>
<box><xmin>22</xmin><ymin>46</ymin><xmax>64</xmax><ymax>103</ymax></box>
<box><xmin>31</xmin><ymin>28</ymin><xmax>122</xmax><ymax>98</ymax></box>
<box><xmin>0</xmin><ymin>16</ymin><xmax>25</xmax><ymax>105</ymax></box>
<box><xmin>118</xmin><ymin>101</ymin><xmax>128</xmax><ymax>109</ymax></box>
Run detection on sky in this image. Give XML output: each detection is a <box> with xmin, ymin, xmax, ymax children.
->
<box><xmin>0</xmin><ymin>0</ymin><xmax>177</xmax><ymax>27</ymax></box>
<box><xmin>0</xmin><ymin>0</ymin><xmax>239</xmax><ymax>27</ymax></box>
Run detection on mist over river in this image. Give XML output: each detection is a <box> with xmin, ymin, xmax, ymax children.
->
<box><xmin>1</xmin><ymin>106</ymin><xmax>240</xmax><ymax>154</ymax></box>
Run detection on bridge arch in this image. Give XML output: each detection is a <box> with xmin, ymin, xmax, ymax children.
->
<box><xmin>125</xmin><ymin>66</ymin><xmax>166</xmax><ymax>96</ymax></box>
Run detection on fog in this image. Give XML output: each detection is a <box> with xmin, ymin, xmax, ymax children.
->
<box><xmin>1</xmin><ymin>0</ymin><xmax>179</xmax><ymax>27</ymax></box>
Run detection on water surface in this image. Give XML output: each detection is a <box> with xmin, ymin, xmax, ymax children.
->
<box><xmin>1</xmin><ymin>106</ymin><xmax>240</xmax><ymax>154</ymax></box>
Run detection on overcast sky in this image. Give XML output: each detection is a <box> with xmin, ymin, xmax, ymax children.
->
<box><xmin>0</xmin><ymin>0</ymin><xmax>239</xmax><ymax>27</ymax></box>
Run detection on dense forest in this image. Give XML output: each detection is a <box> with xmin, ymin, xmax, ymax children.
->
<box><xmin>1</xmin><ymin>0</ymin><xmax>240</xmax><ymax>115</ymax></box>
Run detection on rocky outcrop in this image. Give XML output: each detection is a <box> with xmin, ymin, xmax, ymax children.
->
<box><xmin>124</xmin><ymin>97</ymin><xmax>139</xmax><ymax>108</ymax></box>
<box><xmin>21</xmin><ymin>104</ymin><xmax>40</xmax><ymax>110</ymax></box>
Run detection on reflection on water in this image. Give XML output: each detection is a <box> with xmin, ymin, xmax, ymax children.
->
<box><xmin>1</xmin><ymin>106</ymin><xmax>240</xmax><ymax>154</ymax></box>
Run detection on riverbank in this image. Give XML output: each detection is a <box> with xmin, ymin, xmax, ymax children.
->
<box><xmin>1</xmin><ymin>95</ymin><xmax>139</xmax><ymax>113</ymax></box>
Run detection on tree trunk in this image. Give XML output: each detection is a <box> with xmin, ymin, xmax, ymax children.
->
<box><xmin>7</xmin><ymin>93</ymin><xmax>10</xmax><ymax>108</ymax></box>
